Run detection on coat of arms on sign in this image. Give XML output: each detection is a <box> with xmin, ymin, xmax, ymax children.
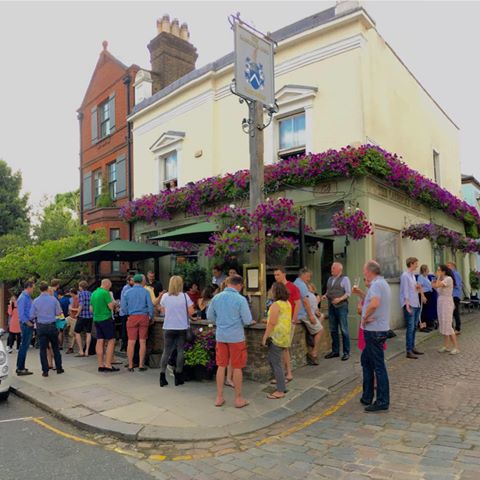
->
<box><xmin>244</xmin><ymin>52</ymin><xmax>265</xmax><ymax>91</ymax></box>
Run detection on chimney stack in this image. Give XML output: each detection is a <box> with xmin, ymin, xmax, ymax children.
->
<box><xmin>148</xmin><ymin>15</ymin><xmax>198</xmax><ymax>94</ymax></box>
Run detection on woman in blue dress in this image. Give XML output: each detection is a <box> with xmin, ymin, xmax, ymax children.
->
<box><xmin>417</xmin><ymin>264</ymin><xmax>438</xmax><ymax>331</ymax></box>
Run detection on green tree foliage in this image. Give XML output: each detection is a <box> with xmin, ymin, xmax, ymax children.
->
<box><xmin>0</xmin><ymin>229</ymin><xmax>105</xmax><ymax>285</ymax></box>
<box><xmin>33</xmin><ymin>190</ymin><xmax>81</xmax><ymax>243</ymax></box>
<box><xmin>0</xmin><ymin>159</ymin><xmax>29</xmax><ymax>235</ymax></box>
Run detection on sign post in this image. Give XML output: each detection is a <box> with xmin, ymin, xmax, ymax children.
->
<box><xmin>231</xmin><ymin>15</ymin><xmax>277</xmax><ymax>321</ymax></box>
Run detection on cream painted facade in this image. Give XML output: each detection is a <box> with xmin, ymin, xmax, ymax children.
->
<box><xmin>129</xmin><ymin>3</ymin><xmax>469</xmax><ymax>329</ymax></box>
<box><xmin>130</xmin><ymin>4</ymin><xmax>460</xmax><ymax>198</ymax></box>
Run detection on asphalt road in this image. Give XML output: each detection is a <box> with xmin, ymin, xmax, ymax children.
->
<box><xmin>0</xmin><ymin>396</ymin><xmax>154</xmax><ymax>480</ymax></box>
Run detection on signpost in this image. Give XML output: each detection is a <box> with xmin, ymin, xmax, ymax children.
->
<box><xmin>230</xmin><ymin>14</ymin><xmax>277</xmax><ymax>320</ymax></box>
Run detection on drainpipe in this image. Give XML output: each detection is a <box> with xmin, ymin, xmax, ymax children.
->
<box><xmin>123</xmin><ymin>73</ymin><xmax>133</xmax><ymax>241</ymax></box>
<box><xmin>77</xmin><ymin>111</ymin><xmax>84</xmax><ymax>225</ymax></box>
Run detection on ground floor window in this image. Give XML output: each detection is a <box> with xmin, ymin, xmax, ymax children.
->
<box><xmin>374</xmin><ymin>226</ymin><xmax>402</xmax><ymax>280</ymax></box>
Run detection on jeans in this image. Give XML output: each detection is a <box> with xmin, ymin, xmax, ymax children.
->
<box><xmin>328</xmin><ymin>304</ymin><xmax>350</xmax><ymax>355</ymax></box>
<box><xmin>38</xmin><ymin>323</ymin><xmax>63</xmax><ymax>374</ymax></box>
<box><xmin>362</xmin><ymin>330</ymin><xmax>389</xmax><ymax>406</ymax></box>
<box><xmin>268</xmin><ymin>343</ymin><xmax>286</xmax><ymax>393</ymax></box>
<box><xmin>404</xmin><ymin>306</ymin><xmax>420</xmax><ymax>352</ymax></box>
<box><xmin>160</xmin><ymin>330</ymin><xmax>186</xmax><ymax>373</ymax></box>
<box><xmin>453</xmin><ymin>297</ymin><xmax>461</xmax><ymax>331</ymax></box>
<box><xmin>16</xmin><ymin>323</ymin><xmax>34</xmax><ymax>371</ymax></box>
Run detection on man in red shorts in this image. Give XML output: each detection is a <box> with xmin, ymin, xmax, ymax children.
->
<box><xmin>207</xmin><ymin>275</ymin><xmax>253</xmax><ymax>408</ymax></box>
<box><xmin>121</xmin><ymin>274</ymin><xmax>154</xmax><ymax>371</ymax></box>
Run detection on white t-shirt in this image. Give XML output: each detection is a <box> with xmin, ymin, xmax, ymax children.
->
<box><xmin>306</xmin><ymin>292</ymin><xmax>320</xmax><ymax>318</ymax></box>
<box><xmin>160</xmin><ymin>293</ymin><xmax>193</xmax><ymax>330</ymax></box>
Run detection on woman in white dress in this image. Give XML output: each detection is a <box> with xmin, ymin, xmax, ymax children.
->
<box><xmin>432</xmin><ymin>264</ymin><xmax>460</xmax><ymax>354</ymax></box>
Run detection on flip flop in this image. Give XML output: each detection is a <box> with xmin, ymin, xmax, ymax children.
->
<box><xmin>215</xmin><ymin>400</ymin><xmax>225</xmax><ymax>407</ymax></box>
<box><xmin>267</xmin><ymin>393</ymin><xmax>285</xmax><ymax>400</ymax></box>
<box><xmin>235</xmin><ymin>401</ymin><xmax>250</xmax><ymax>409</ymax></box>
<box><xmin>225</xmin><ymin>381</ymin><xmax>235</xmax><ymax>388</ymax></box>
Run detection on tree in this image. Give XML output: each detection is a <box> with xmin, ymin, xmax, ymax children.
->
<box><xmin>33</xmin><ymin>190</ymin><xmax>81</xmax><ymax>243</ymax></box>
<box><xmin>0</xmin><ymin>159</ymin><xmax>29</xmax><ymax>235</ymax></box>
<box><xmin>0</xmin><ymin>229</ymin><xmax>105</xmax><ymax>286</ymax></box>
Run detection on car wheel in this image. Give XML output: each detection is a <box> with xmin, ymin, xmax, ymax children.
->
<box><xmin>0</xmin><ymin>390</ymin><xmax>10</xmax><ymax>401</ymax></box>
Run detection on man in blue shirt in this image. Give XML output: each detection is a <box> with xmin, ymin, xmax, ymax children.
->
<box><xmin>447</xmin><ymin>262</ymin><xmax>463</xmax><ymax>334</ymax></box>
<box><xmin>121</xmin><ymin>274</ymin><xmax>154</xmax><ymax>371</ymax></box>
<box><xmin>207</xmin><ymin>275</ymin><xmax>252</xmax><ymax>408</ymax></box>
<box><xmin>361</xmin><ymin>260</ymin><xmax>391</xmax><ymax>412</ymax></box>
<box><xmin>400</xmin><ymin>257</ymin><xmax>424</xmax><ymax>359</ymax></box>
<box><xmin>30</xmin><ymin>282</ymin><xmax>64</xmax><ymax>377</ymax></box>
<box><xmin>119</xmin><ymin>275</ymin><xmax>135</xmax><ymax>351</ymax></box>
<box><xmin>16</xmin><ymin>281</ymin><xmax>35</xmax><ymax>375</ymax></box>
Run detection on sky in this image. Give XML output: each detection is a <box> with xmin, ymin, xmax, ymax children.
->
<box><xmin>0</xmin><ymin>0</ymin><xmax>479</xmax><ymax>207</ymax></box>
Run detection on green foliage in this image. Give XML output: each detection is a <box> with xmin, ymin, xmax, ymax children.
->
<box><xmin>465</xmin><ymin>220</ymin><xmax>479</xmax><ymax>239</ymax></box>
<box><xmin>33</xmin><ymin>190</ymin><xmax>82</xmax><ymax>243</ymax></box>
<box><xmin>184</xmin><ymin>341</ymin><xmax>209</xmax><ymax>366</ymax></box>
<box><xmin>173</xmin><ymin>261</ymin><xmax>207</xmax><ymax>287</ymax></box>
<box><xmin>0</xmin><ymin>233</ymin><xmax>29</xmax><ymax>257</ymax></box>
<box><xmin>470</xmin><ymin>271</ymin><xmax>480</xmax><ymax>291</ymax></box>
<box><xmin>96</xmin><ymin>177</ymin><xmax>114</xmax><ymax>208</ymax></box>
<box><xmin>0</xmin><ymin>159</ymin><xmax>29</xmax><ymax>235</ymax></box>
<box><xmin>0</xmin><ymin>229</ymin><xmax>105</xmax><ymax>285</ymax></box>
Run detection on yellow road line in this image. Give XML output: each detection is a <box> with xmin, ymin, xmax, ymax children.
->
<box><xmin>255</xmin><ymin>385</ymin><xmax>362</xmax><ymax>446</ymax></box>
<box><xmin>31</xmin><ymin>417</ymin><xmax>98</xmax><ymax>446</ymax></box>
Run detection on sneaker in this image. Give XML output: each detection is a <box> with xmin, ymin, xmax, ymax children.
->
<box><xmin>438</xmin><ymin>346</ymin><xmax>451</xmax><ymax>353</ymax></box>
<box><xmin>449</xmin><ymin>349</ymin><xmax>460</xmax><ymax>355</ymax></box>
<box><xmin>6</xmin><ymin>347</ymin><xmax>12</xmax><ymax>354</ymax></box>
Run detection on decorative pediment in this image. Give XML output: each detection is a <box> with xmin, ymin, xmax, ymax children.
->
<box><xmin>149</xmin><ymin>131</ymin><xmax>185</xmax><ymax>153</ymax></box>
<box><xmin>275</xmin><ymin>84</ymin><xmax>318</xmax><ymax>108</ymax></box>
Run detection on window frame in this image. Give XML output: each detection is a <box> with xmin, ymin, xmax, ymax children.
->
<box><xmin>108</xmin><ymin>161</ymin><xmax>117</xmax><ymax>200</ymax></box>
<box><xmin>93</xmin><ymin>169</ymin><xmax>102</xmax><ymax>203</ymax></box>
<box><xmin>277</xmin><ymin>111</ymin><xmax>306</xmax><ymax>159</ymax></box>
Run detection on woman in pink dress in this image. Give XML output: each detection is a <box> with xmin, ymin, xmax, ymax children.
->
<box><xmin>7</xmin><ymin>295</ymin><xmax>21</xmax><ymax>352</ymax></box>
<box><xmin>432</xmin><ymin>264</ymin><xmax>459</xmax><ymax>355</ymax></box>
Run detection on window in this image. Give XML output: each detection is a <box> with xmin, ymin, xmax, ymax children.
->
<box><xmin>374</xmin><ymin>227</ymin><xmax>402</xmax><ymax>281</ymax></box>
<box><xmin>93</xmin><ymin>170</ymin><xmax>102</xmax><ymax>203</ymax></box>
<box><xmin>314</xmin><ymin>202</ymin><xmax>344</xmax><ymax>231</ymax></box>
<box><xmin>91</xmin><ymin>93</ymin><xmax>115</xmax><ymax>144</ymax></box>
<box><xmin>108</xmin><ymin>162</ymin><xmax>117</xmax><ymax>200</ymax></box>
<box><xmin>278</xmin><ymin>113</ymin><xmax>306</xmax><ymax>159</ymax></box>
<box><xmin>110</xmin><ymin>229</ymin><xmax>121</xmax><ymax>272</ymax></box>
<box><xmin>163</xmin><ymin>151</ymin><xmax>178</xmax><ymax>190</ymax></box>
<box><xmin>433</xmin><ymin>150</ymin><xmax>441</xmax><ymax>184</ymax></box>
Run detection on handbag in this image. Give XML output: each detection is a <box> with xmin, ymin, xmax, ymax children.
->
<box><xmin>184</xmin><ymin>293</ymin><xmax>195</xmax><ymax>343</ymax></box>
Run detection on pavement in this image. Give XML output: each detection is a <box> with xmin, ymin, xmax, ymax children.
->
<box><xmin>7</xmin><ymin>320</ymin><xmax>463</xmax><ymax>442</ymax></box>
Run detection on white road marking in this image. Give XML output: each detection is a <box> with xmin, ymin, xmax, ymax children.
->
<box><xmin>0</xmin><ymin>416</ymin><xmax>41</xmax><ymax>423</ymax></box>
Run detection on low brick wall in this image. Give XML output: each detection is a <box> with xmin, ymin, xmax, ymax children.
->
<box><xmin>149</xmin><ymin>315</ymin><xmax>333</xmax><ymax>382</ymax></box>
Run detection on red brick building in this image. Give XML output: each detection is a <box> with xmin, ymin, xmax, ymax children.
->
<box><xmin>78</xmin><ymin>18</ymin><xmax>197</xmax><ymax>277</ymax></box>
<box><xmin>78</xmin><ymin>41</ymin><xmax>138</xmax><ymax>276</ymax></box>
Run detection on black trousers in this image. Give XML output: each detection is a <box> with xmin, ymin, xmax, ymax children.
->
<box><xmin>453</xmin><ymin>296</ymin><xmax>461</xmax><ymax>331</ymax></box>
<box><xmin>38</xmin><ymin>323</ymin><xmax>62</xmax><ymax>374</ymax></box>
<box><xmin>7</xmin><ymin>332</ymin><xmax>21</xmax><ymax>349</ymax></box>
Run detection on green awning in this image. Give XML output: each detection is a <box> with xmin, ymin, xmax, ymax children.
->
<box><xmin>62</xmin><ymin>239</ymin><xmax>178</xmax><ymax>262</ymax></box>
<box><xmin>150</xmin><ymin>221</ymin><xmax>328</xmax><ymax>244</ymax></box>
<box><xmin>150</xmin><ymin>222</ymin><xmax>219</xmax><ymax>243</ymax></box>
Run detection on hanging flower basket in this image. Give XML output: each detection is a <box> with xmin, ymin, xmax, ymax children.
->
<box><xmin>331</xmin><ymin>208</ymin><xmax>373</xmax><ymax>240</ymax></box>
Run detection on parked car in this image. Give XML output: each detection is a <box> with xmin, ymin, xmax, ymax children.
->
<box><xmin>0</xmin><ymin>328</ymin><xmax>11</xmax><ymax>401</ymax></box>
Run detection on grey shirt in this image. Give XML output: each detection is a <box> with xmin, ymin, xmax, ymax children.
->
<box><xmin>362</xmin><ymin>276</ymin><xmax>391</xmax><ymax>332</ymax></box>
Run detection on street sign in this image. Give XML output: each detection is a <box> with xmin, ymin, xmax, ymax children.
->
<box><xmin>234</xmin><ymin>21</ymin><xmax>275</xmax><ymax>108</ymax></box>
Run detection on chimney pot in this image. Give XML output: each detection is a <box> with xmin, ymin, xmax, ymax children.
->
<box><xmin>102</xmin><ymin>40</ymin><xmax>108</xmax><ymax>51</ymax></box>
<box><xmin>160</xmin><ymin>14</ymin><xmax>171</xmax><ymax>33</ymax></box>
<box><xmin>171</xmin><ymin>18</ymin><xmax>180</xmax><ymax>37</ymax></box>
<box><xmin>180</xmin><ymin>22</ymin><xmax>190</xmax><ymax>41</ymax></box>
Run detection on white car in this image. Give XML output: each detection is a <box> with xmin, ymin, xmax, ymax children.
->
<box><xmin>0</xmin><ymin>328</ymin><xmax>11</xmax><ymax>401</ymax></box>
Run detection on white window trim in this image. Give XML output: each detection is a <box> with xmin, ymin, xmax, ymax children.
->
<box><xmin>265</xmin><ymin>85</ymin><xmax>317</xmax><ymax>164</ymax></box>
<box><xmin>150</xmin><ymin>131</ymin><xmax>185</xmax><ymax>193</ymax></box>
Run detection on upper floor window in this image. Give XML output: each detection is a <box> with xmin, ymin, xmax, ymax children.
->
<box><xmin>278</xmin><ymin>113</ymin><xmax>306</xmax><ymax>160</ymax></box>
<box><xmin>433</xmin><ymin>150</ymin><xmax>441</xmax><ymax>185</ymax></box>
<box><xmin>314</xmin><ymin>202</ymin><xmax>344</xmax><ymax>231</ymax></box>
<box><xmin>91</xmin><ymin>93</ymin><xmax>116</xmax><ymax>144</ymax></box>
<box><xmin>163</xmin><ymin>151</ymin><xmax>178</xmax><ymax>190</ymax></box>
<box><xmin>93</xmin><ymin>170</ymin><xmax>102</xmax><ymax>203</ymax></box>
<box><xmin>108</xmin><ymin>162</ymin><xmax>117</xmax><ymax>200</ymax></box>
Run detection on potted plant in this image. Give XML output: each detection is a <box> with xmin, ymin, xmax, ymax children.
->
<box><xmin>183</xmin><ymin>328</ymin><xmax>216</xmax><ymax>381</ymax></box>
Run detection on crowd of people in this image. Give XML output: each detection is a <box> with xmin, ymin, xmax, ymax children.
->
<box><xmin>4</xmin><ymin>257</ymin><xmax>466</xmax><ymax>413</ymax></box>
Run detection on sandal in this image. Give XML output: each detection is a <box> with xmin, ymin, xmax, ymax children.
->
<box><xmin>267</xmin><ymin>393</ymin><xmax>285</xmax><ymax>400</ymax></box>
<box><xmin>225</xmin><ymin>380</ymin><xmax>235</xmax><ymax>388</ymax></box>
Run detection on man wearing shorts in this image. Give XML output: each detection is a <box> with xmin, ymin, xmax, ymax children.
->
<box><xmin>90</xmin><ymin>279</ymin><xmax>118</xmax><ymax>372</ymax></box>
<box><xmin>121</xmin><ymin>274</ymin><xmax>154</xmax><ymax>371</ymax></box>
<box><xmin>207</xmin><ymin>275</ymin><xmax>252</xmax><ymax>408</ymax></box>
<box><xmin>74</xmin><ymin>280</ymin><xmax>93</xmax><ymax>356</ymax></box>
